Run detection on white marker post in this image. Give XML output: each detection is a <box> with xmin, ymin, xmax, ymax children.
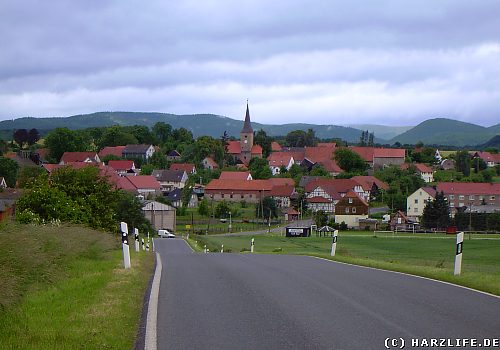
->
<box><xmin>251</xmin><ymin>238</ymin><xmax>254</xmax><ymax>253</ymax></box>
<box><xmin>204</xmin><ymin>244</ymin><xmax>207</xmax><ymax>253</ymax></box>
<box><xmin>221</xmin><ymin>244</ymin><xmax>224</xmax><ymax>253</ymax></box>
<box><xmin>120</xmin><ymin>222</ymin><xmax>131</xmax><ymax>269</ymax></box>
<box><xmin>134</xmin><ymin>228</ymin><xmax>140</xmax><ymax>252</ymax></box>
<box><xmin>454</xmin><ymin>231</ymin><xmax>464</xmax><ymax>275</ymax></box>
<box><xmin>146</xmin><ymin>232</ymin><xmax>150</xmax><ymax>252</ymax></box>
<box><xmin>142</xmin><ymin>238</ymin><xmax>145</xmax><ymax>251</ymax></box>
<box><xmin>330</xmin><ymin>230</ymin><xmax>338</xmax><ymax>257</ymax></box>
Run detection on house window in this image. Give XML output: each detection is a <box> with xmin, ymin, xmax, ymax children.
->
<box><xmin>450</xmin><ymin>195</ymin><xmax>454</xmax><ymax>200</ymax></box>
<box><xmin>221</xmin><ymin>194</ymin><xmax>224</xmax><ymax>198</ymax></box>
<box><xmin>352</xmin><ymin>207</ymin><xmax>356</xmax><ymax>213</ymax></box>
<box><xmin>459</xmin><ymin>195</ymin><xmax>464</xmax><ymax>200</ymax></box>
<box><xmin>414</xmin><ymin>208</ymin><xmax>418</xmax><ymax>213</ymax></box>
<box><xmin>449</xmin><ymin>202</ymin><xmax>455</xmax><ymax>207</ymax></box>
<box><xmin>491</xmin><ymin>196</ymin><xmax>496</xmax><ymax>201</ymax></box>
<box><xmin>230</xmin><ymin>194</ymin><xmax>233</xmax><ymax>199</ymax></box>
<box><xmin>414</xmin><ymin>199</ymin><xmax>418</xmax><ymax>204</ymax></box>
<box><xmin>459</xmin><ymin>202</ymin><xmax>464</xmax><ymax>207</ymax></box>
<box><xmin>469</xmin><ymin>195</ymin><xmax>474</xmax><ymax>200</ymax></box>
<box><xmin>249</xmin><ymin>194</ymin><xmax>252</xmax><ymax>198</ymax></box>
<box><xmin>345</xmin><ymin>207</ymin><xmax>349</xmax><ymax>213</ymax></box>
<box><xmin>479</xmin><ymin>196</ymin><xmax>484</xmax><ymax>201</ymax></box>
<box><xmin>348</xmin><ymin>198</ymin><xmax>353</xmax><ymax>204</ymax></box>
<box><xmin>397</xmin><ymin>217</ymin><xmax>402</xmax><ymax>224</ymax></box>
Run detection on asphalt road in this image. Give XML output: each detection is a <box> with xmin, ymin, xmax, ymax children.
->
<box><xmin>155</xmin><ymin>239</ymin><xmax>500</xmax><ymax>350</ymax></box>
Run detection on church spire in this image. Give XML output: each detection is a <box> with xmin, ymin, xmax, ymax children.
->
<box><xmin>241</xmin><ymin>100</ymin><xmax>253</xmax><ymax>133</ymax></box>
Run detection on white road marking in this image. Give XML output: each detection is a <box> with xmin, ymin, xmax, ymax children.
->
<box><xmin>145</xmin><ymin>252</ymin><xmax>162</xmax><ymax>350</ymax></box>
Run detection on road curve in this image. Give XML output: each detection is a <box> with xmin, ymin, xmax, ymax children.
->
<box><xmin>155</xmin><ymin>239</ymin><xmax>500</xmax><ymax>350</ymax></box>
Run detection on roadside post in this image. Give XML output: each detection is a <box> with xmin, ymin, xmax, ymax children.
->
<box><xmin>146</xmin><ymin>232</ymin><xmax>150</xmax><ymax>252</ymax></box>
<box><xmin>204</xmin><ymin>244</ymin><xmax>207</xmax><ymax>253</ymax></box>
<box><xmin>120</xmin><ymin>222</ymin><xmax>131</xmax><ymax>269</ymax></box>
<box><xmin>454</xmin><ymin>231</ymin><xmax>464</xmax><ymax>275</ymax></box>
<box><xmin>330</xmin><ymin>230</ymin><xmax>338</xmax><ymax>257</ymax></box>
<box><xmin>134</xmin><ymin>228</ymin><xmax>140</xmax><ymax>252</ymax></box>
<box><xmin>221</xmin><ymin>244</ymin><xmax>224</xmax><ymax>253</ymax></box>
<box><xmin>251</xmin><ymin>238</ymin><xmax>254</xmax><ymax>253</ymax></box>
<box><xmin>142</xmin><ymin>238</ymin><xmax>145</xmax><ymax>251</ymax></box>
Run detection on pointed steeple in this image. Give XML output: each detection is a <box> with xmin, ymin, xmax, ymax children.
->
<box><xmin>241</xmin><ymin>100</ymin><xmax>253</xmax><ymax>133</ymax></box>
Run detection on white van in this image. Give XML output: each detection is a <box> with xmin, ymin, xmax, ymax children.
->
<box><xmin>158</xmin><ymin>229</ymin><xmax>176</xmax><ymax>238</ymax></box>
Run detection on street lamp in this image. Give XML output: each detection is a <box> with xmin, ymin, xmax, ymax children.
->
<box><xmin>229</xmin><ymin>211</ymin><xmax>232</xmax><ymax>232</ymax></box>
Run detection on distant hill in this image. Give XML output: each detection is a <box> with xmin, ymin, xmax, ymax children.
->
<box><xmin>0</xmin><ymin>111</ymin><xmax>368</xmax><ymax>142</ymax></box>
<box><xmin>478</xmin><ymin>135</ymin><xmax>500</xmax><ymax>150</ymax></box>
<box><xmin>346</xmin><ymin>124</ymin><xmax>413</xmax><ymax>140</ymax></box>
<box><xmin>390</xmin><ymin>118</ymin><xmax>498</xmax><ymax>147</ymax></box>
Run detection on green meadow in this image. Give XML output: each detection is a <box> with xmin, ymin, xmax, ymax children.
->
<box><xmin>190</xmin><ymin>231</ymin><xmax>500</xmax><ymax>296</ymax></box>
<box><xmin>0</xmin><ymin>223</ymin><xmax>154</xmax><ymax>350</ymax></box>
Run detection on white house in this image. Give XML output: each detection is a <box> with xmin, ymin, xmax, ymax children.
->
<box><xmin>406</xmin><ymin>187</ymin><xmax>437</xmax><ymax>221</ymax></box>
<box><xmin>267</xmin><ymin>153</ymin><xmax>295</xmax><ymax>176</ymax></box>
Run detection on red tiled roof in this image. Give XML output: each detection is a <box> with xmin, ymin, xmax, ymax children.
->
<box><xmin>122</xmin><ymin>175</ymin><xmax>161</xmax><ymax>190</ymax></box>
<box><xmin>474</xmin><ymin>151</ymin><xmax>499</xmax><ymax>163</ymax></box>
<box><xmin>170</xmin><ymin>163</ymin><xmax>196</xmax><ymax>173</ymax></box>
<box><xmin>60</xmin><ymin>152</ymin><xmax>99</xmax><ymax>163</ymax></box>
<box><xmin>98</xmin><ymin>146</ymin><xmax>125</xmax><ymax>158</ymax></box>
<box><xmin>251</xmin><ymin>145</ymin><xmax>263</xmax><ymax>155</ymax></box>
<box><xmin>203</xmin><ymin>157</ymin><xmax>219</xmax><ymax>168</ymax></box>
<box><xmin>283</xmin><ymin>207</ymin><xmax>299</xmax><ymax>215</ymax></box>
<box><xmin>317</xmin><ymin>142</ymin><xmax>336</xmax><ymax>148</ymax></box>
<box><xmin>269</xmin><ymin>178</ymin><xmax>295</xmax><ymax>187</ymax></box>
<box><xmin>307</xmin><ymin>196</ymin><xmax>333</xmax><ymax>203</ymax></box>
<box><xmin>401</xmin><ymin>163</ymin><xmax>433</xmax><ymax>173</ymax></box>
<box><xmin>374</xmin><ymin>148</ymin><xmax>406</xmax><ymax>158</ymax></box>
<box><xmin>421</xmin><ymin>187</ymin><xmax>437</xmax><ymax>197</ymax></box>
<box><xmin>317</xmin><ymin>159</ymin><xmax>342</xmax><ymax>173</ymax></box>
<box><xmin>349</xmin><ymin>147</ymin><xmax>374</xmax><ymax>162</ymax></box>
<box><xmin>219</xmin><ymin>171</ymin><xmax>252</xmax><ymax>180</ymax></box>
<box><xmin>280</xmin><ymin>150</ymin><xmax>305</xmax><ymax>162</ymax></box>
<box><xmin>227</xmin><ymin>141</ymin><xmax>241</xmax><ymax>154</ymax></box>
<box><xmin>268</xmin><ymin>152</ymin><xmax>294</xmax><ymax>167</ymax></box>
<box><xmin>117</xmin><ymin>177</ymin><xmax>137</xmax><ymax>192</ymax></box>
<box><xmin>437</xmin><ymin>182</ymin><xmax>500</xmax><ymax>195</ymax></box>
<box><xmin>342</xmin><ymin>190</ymin><xmax>368</xmax><ymax>206</ymax></box>
<box><xmin>205</xmin><ymin>179</ymin><xmax>273</xmax><ymax>191</ymax></box>
<box><xmin>108</xmin><ymin>160</ymin><xmax>134</xmax><ymax>171</ymax></box>
<box><xmin>304</xmin><ymin>146</ymin><xmax>335</xmax><ymax>163</ymax></box>
<box><xmin>352</xmin><ymin>176</ymin><xmax>389</xmax><ymax>191</ymax></box>
<box><xmin>270</xmin><ymin>185</ymin><xmax>295</xmax><ymax>197</ymax></box>
<box><xmin>271</xmin><ymin>142</ymin><xmax>282</xmax><ymax>151</ymax></box>
<box><xmin>305</xmin><ymin>178</ymin><xmax>357</xmax><ymax>193</ymax></box>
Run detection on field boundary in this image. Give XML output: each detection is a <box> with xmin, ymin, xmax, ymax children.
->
<box><xmin>311</xmin><ymin>256</ymin><xmax>500</xmax><ymax>299</ymax></box>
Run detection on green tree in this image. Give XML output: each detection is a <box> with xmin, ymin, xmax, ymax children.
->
<box><xmin>124</xmin><ymin>125</ymin><xmax>154</xmax><ymax>145</ymax></box>
<box><xmin>249</xmin><ymin>157</ymin><xmax>272</xmax><ymax>179</ymax></box>
<box><xmin>149</xmin><ymin>151</ymin><xmax>168</xmax><ymax>169</ymax></box>
<box><xmin>313</xmin><ymin>210</ymin><xmax>328</xmax><ymax>227</ymax></box>
<box><xmin>215</xmin><ymin>200</ymin><xmax>231</xmax><ymax>218</ymax></box>
<box><xmin>98</xmin><ymin>126</ymin><xmax>138</xmax><ymax>149</ymax></box>
<box><xmin>116</xmin><ymin>191</ymin><xmax>153</xmax><ymax>233</ymax></box>
<box><xmin>334</xmin><ymin>148</ymin><xmax>368</xmax><ymax>174</ymax></box>
<box><xmin>140</xmin><ymin>164</ymin><xmax>154</xmax><ymax>175</ymax></box>
<box><xmin>255</xmin><ymin>196</ymin><xmax>277</xmax><ymax>220</ymax></box>
<box><xmin>310</xmin><ymin>164</ymin><xmax>329</xmax><ymax>176</ymax></box>
<box><xmin>198</xmin><ymin>198</ymin><xmax>209</xmax><ymax>216</ymax></box>
<box><xmin>0</xmin><ymin>157</ymin><xmax>19</xmax><ymax>187</ymax></box>
<box><xmin>17</xmin><ymin>166</ymin><xmax>121</xmax><ymax>231</ymax></box>
<box><xmin>45</xmin><ymin>128</ymin><xmax>90</xmax><ymax>162</ymax></box>
<box><xmin>152</xmin><ymin>122</ymin><xmax>172</xmax><ymax>144</ymax></box>
<box><xmin>17</xmin><ymin>166</ymin><xmax>45</xmax><ymax>188</ymax></box>
<box><xmin>421</xmin><ymin>191</ymin><xmax>450</xmax><ymax>229</ymax></box>
<box><xmin>27</xmin><ymin>128</ymin><xmax>40</xmax><ymax>146</ymax></box>
<box><xmin>455</xmin><ymin>150</ymin><xmax>471</xmax><ymax>176</ymax></box>
<box><xmin>254</xmin><ymin>129</ymin><xmax>273</xmax><ymax>158</ymax></box>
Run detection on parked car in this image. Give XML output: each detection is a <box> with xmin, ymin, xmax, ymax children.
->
<box><xmin>158</xmin><ymin>229</ymin><xmax>176</xmax><ymax>238</ymax></box>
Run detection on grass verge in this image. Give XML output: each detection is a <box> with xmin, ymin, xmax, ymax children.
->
<box><xmin>0</xmin><ymin>222</ymin><xmax>154</xmax><ymax>350</ymax></box>
<box><xmin>188</xmin><ymin>233</ymin><xmax>500</xmax><ymax>296</ymax></box>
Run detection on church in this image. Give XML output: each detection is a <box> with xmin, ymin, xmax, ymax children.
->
<box><xmin>226</xmin><ymin>103</ymin><xmax>262</xmax><ymax>165</ymax></box>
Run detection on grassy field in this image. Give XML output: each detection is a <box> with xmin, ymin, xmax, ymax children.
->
<box><xmin>190</xmin><ymin>232</ymin><xmax>500</xmax><ymax>296</ymax></box>
<box><xmin>0</xmin><ymin>222</ymin><xmax>154</xmax><ymax>350</ymax></box>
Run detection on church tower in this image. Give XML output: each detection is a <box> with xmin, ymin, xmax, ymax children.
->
<box><xmin>240</xmin><ymin>102</ymin><xmax>254</xmax><ymax>162</ymax></box>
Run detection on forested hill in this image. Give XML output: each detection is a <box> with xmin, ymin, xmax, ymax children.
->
<box><xmin>390</xmin><ymin>118</ymin><xmax>499</xmax><ymax>147</ymax></box>
<box><xmin>0</xmin><ymin>111</ymin><xmax>366</xmax><ymax>142</ymax></box>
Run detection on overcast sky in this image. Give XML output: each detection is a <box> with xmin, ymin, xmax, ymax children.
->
<box><xmin>1</xmin><ymin>0</ymin><xmax>499</xmax><ymax>126</ymax></box>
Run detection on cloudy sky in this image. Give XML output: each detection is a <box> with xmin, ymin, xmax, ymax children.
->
<box><xmin>1</xmin><ymin>0</ymin><xmax>500</xmax><ymax>126</ymax></box>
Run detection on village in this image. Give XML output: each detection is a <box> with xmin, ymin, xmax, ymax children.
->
<box><xmin>1</xmin><ymin>104</ymin><xmax>499</xmax><ymax>235</ymax></box>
